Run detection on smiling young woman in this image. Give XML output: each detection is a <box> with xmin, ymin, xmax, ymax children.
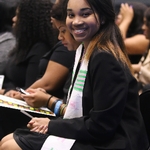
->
<box><xmin>0</xmin><ymin>0</ymin><xmax>149</xmax><ymax>150</ymax></box>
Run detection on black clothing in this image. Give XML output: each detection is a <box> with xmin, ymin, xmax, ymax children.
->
<box><xmin>38</xmin><ymin>41</ymin><xmax>74</xmax><ymax>79</ymax></box>
<box><xmin>13</xmin><ymin>128</ymin><xmax>95</xmax><ymax>150</ymax></box>
<box><xmin>3</xmin><ymin>42</ymin><xmax>50</xmax><ymax>91</ymax></box>
<box><xmin>128</xmin><ymin>54</ymin><xmax>142</xmax><ymax>64</ymax></box>
<box><xmin>0</xmin><ymin>42</ymin><xmax>50</xmax><ymax>139</ymax></box>
<box><xmin>37</xmin><ymin>41</ymin><xmax>75</xmax><ymax>98</ymax></box>
<box><xmin>0</xmin><ymin>42</ymin><xmax>75</xmax><ymax>140</ymax></box>
<box><xmin>14</xmin><ymin>49</ymin><xmax>149</xmax><ymax>150</ymax></box>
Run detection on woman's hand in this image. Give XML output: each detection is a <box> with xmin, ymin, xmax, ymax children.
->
<box><xmin>22</xmin><ymin>88</ymin><xmax>50</xmax><ymax>108</ymax></box>
<box><xmin>120</xmin><ymin>3</ymin><xmax>134</xmax><ymax>23</ymax></box>
<box><xmin>5</xmin><ymin>90</ymin><xmax>22</xmax><ymax>99</ymax></box>
<box><xmin>0</xmin><ymin>89</ymin><xmax>5</xmax><ymax>95</ymax></box>
<box><xmin>132</xmin><ymin>64</ymin><xmax>141</xmax><ymax>73</ymax></box>
<box><xmin>27</xmin><ymin>117</ymin><xmax>50</xmax><ymax>134</ymax></box>
<box><xmin>116</xmin><ymin>3</ymin><xmax>134</xmax><ymax>39</ymax></box>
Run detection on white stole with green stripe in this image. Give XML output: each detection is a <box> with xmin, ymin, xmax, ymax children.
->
<box><xmin>64</xmin><ymin>44</ymin><xmax>88</xmax><ymax>119</ymax></box>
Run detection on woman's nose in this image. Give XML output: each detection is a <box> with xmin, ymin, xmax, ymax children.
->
<box><xmin>12</xmin><ymin>16</ymin><xmax>17</xmax><ymax>23</ymax></box>
<box><xmin>142</xmin><ymin>24</ymin><xmax>146</xmax><ymax>30</ymax></box>
<box><xmin>72</xmin><ymin>17</ymin><xmax>83</xmax><ymax>26</ymax></box>
<box><xmin>58</xmin><ymin>34</ymin><xmax>63</xmax><ymax>41</ymax></box>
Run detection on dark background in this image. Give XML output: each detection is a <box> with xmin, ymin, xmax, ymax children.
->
<box><xmin>51</xmin><ymin>0</ymin><xmax>150</xmax><ymax>16</ymax></box>
<box><xmin>51</xmin><ymin>0</ymin><xmax>150</xmax><ymax>6</ymax></box>
<box><xmin>114</xmin><ymin>0</ymin><xmax>150</xmax><ymax>13</ymax></box>
<box><xmin>114</xmin><ymin>0</ymin><xmax>150</xmax><ymax>6</ymax></box>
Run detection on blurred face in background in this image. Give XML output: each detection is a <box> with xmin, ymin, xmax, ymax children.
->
<box><xmin>12</xmin><ymin>9</ymin><xmax>18</xmax><ymax>28</ymax></box>
<box><xmin>142</xmin><ymin>17</ymin><xmax>150</xmax><ymax>39</ymax></box>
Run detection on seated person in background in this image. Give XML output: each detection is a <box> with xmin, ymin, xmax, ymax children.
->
<box><xmin>116</xmin><ymin>2</ymin><xmax>149</xmax><ymax>64</ymax></box>
<box><xmin>0</xmin><ymin>0</ymin><xmax>80</xmax><ymax>140</ymax></box>
<box><xmin>132</xmin><ymin>7</ymin><xmax>150</xmax><ymax>93</ymax></box>
<box><xmin>4</xmin><ymin>0</ymin><xmax>78</xmax><ymax>101</ymax></box>
<box><xmin>0</xmin><ymin>0</ymin><xmax>149</xmax><ymax>149</ymax></box>
<box><xmin>5</xmin><ymin>40</ymin><xmax>76</xmax><ymax>100</ymax></box>
<box><xmin>15</xmin><ymin>0</ymin><xmax>81</xmax><ymax>108</ymax></box>
<box><xmin>0</xmin><ymin>0</ymin><xmax>57</xmax><ymax>95</ymax></box>
<box><xmin>0</xmin><ymin>1</ymin><xmax>17</xmax><ymax>74</ymax></box>
<box><xmin>28</xmin><ymin>41</ymin><xmax>75</xmax><ymax>100</ymax></box>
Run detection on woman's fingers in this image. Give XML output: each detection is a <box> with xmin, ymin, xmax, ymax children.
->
<box><xmin>30</xmin><ymin>125</ymin><xmax>48</xmax><ymax>134</ymax></box>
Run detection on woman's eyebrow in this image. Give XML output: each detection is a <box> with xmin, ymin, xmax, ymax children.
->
<box><xmin>67</xmin><ymin>7</ymin><xmax>92</xmax><ymax>12</ymax></box>
<box><xmin>67</xmin><ymin>9</ymin><xmax>72</xmax><ymax>12</ymax></box>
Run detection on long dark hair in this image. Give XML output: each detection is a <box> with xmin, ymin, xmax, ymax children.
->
<box><xmin>127</xmin><ymin>2</ymin><xmax>148</xmax><ymax>37</ymax></box>
<box><xmin>0</xmin><ymin>1</ymin><xmax>16</xmax><ymax>32</ymax></box>
<box><xmin>83</xmin><ymin>0</ymin><xmax>132</xmax><ymax>72</ymax></box>
<box><xmin>51</xmin><ymin>0</ymin><xmax>67</xmax><ymax>23</ymax></box>
<box><xmin>144</xmin><ymin>7</ymin><xmax>150</xmax><ymax>28</ymax></box>
<box><xmin>10</xmin><ymin>0</ymin><xmax>57</xmax><ymax>63</ymax></box>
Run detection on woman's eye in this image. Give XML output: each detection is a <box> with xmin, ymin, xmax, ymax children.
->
<box><xmin>67</xmin><ymin>13</ymin><xmax>74</xmax><ymax>18</ymax></box>
<box><xmin>82</xmin><ymin>13</ymin><xmax>90</xmax><ymax>17</ymax></box>
<box><xmin>61</xmin><ymin>30</ymin><xmax>66</xmax><ymax>33</ymax></box>
<box><xmin>60</xmin><ymin>28</ymin><xmax>66</xmax><ymax>34</ymax></box>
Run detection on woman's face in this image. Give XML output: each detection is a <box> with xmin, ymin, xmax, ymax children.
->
<box><xmin>52</xmin><ymin>18</ymin><xmax>80</xmax><ymax>50</ymax></box>
<box><xmin>142</xmin><ymin>17</ymin><xmax>150</xmax><ymax>39</ymax></box>
<box><xmin>66</xmin><ymin>0</ymin><xmax>100</xmax><ymax>49</ymax></box>
<box><xmin>12</xmin><ymin>9</ymin><xmax>18</xmax><ymax>28</ymax></box>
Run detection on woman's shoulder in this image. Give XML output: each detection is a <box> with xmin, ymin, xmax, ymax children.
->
<box><xmin>124</xmin><ymin>34</ymin><xmax>149</xmax><ymax>55</ymax></box>
<box><xmin>53</xmin><ymin>41</ymin><xmax>71</xmax><ymax>52</ymax></box>
<box><xmin>0</xmin><ymin>32</ymin><xmax>16</xmax><ymax>54</ymax></box>
<box><xmin>91</xmin><ymin>48</ymin><xmax>114</xmax><ymax>60</ymax></box>
<box><xmin>50</xmin><ymin>41</ymin><xmax>75</xmax><ymax>69</ymax></box>
<box><xmin>31</xmin><ymin>42</ymin><xmax>50</xmax><ymax>51</ymax></box>
<box><xmin>90</xmin><ymin>49</ymin><xmax>126</xmax><ymax>70</ymax></box>
<box><xmin>27</xmin><ymin>42</ymin><xmax>50</xmax><ymax>57</ymax></box>
<box><xmin>0</xmin><ymin>32</ymin><xmax>15</xmax><ymax>43</ymax></box>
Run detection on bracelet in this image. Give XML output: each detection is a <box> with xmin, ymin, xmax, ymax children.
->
<box><xmin>46</xmin><ymin>95</ymin><xmax>53</xmax><ymax>109</ymax></box>
<box><xmin>59</xmin><ymin>104</ymin><xmax>67</xmax><ymax>116</ymax></box>
<box><xmin>54</xmin><ymin>100</ymin><xmax>63</xmax><ymax>116</ymax></box>
<box><xmin>51</xmin><ymin>99</ymin><xmax>59</xmax><ymax>112</ymax></box>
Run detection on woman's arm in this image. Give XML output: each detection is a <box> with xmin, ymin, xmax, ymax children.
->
<box><xmin>117</xmin><ymin>3</ymin><xmax>149</xmax><ymax>55</ymax></box>
<box><xmin>117</xmin><ymin>3</ymin><xmax>133</xmax><ymax>39</ymax></box>
<box><xmin>4</xmin><ymin>43</ymin><xmax>74</xmax><ymax>99</ymax></box>
<box><xmin>28</xmin><ymin>61</ymin><xmax>69</xmax><ymax>92</ymax></box>
<box><xmin>124</xmin><ymin>35</ymin><xmax>149</xmax><ymax>55</ymax></box>
<box><xmin>132</xmin><ymin>63</ymin><xmax>141</xmax><ymax>73</ymax></box>
<box><xmin>45</xmin><ymin>52</ymin><xmax>132</xmax><ymax>142</ymax></box>
<box><xmin>0</xmin><ymin>89</ymin><xmax>5</xmax><ymax>95</ymax></box>
<box><xmin>27</xmin><ymin>43</ymin><xmax>75</xmax><ymax>93</ymax></box>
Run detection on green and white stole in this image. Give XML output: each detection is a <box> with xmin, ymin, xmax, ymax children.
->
<box><xmin>41</xmin><ymin>44</ymin><xmax>89</xmax><ymax>150</ymax></box>
<box><xmin>64</xmin><ymin>44</ymin><xmax>89</xmax><ymax>119</ymax></box>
